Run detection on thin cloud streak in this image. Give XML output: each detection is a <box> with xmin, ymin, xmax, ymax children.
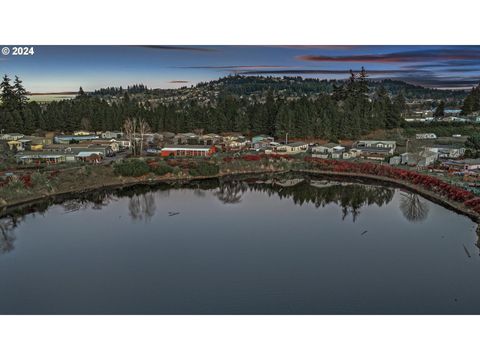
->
<box><xmin>402</xmin><ymin>60</ymin><xmax>480</xmax><ymax>70</ymax></box>
<box><xmin>297</xmin><ymin>48</ymin><xmax>480</xmax><ymax>64</ymax></box>
<box><xmin>270</xmin><ymin>45</ymin><xmax>386</xmax><ymax>51</ymax></box>
<box><xmin>137</xmin><ymin>45</ymin><xmax>216</xmax><ymax>52</ymax></box>
<box><xmin>177</xmin><ymin>65</ymin><xmax>297</xmax><ymax>69</ymax></box>
<box><xmin>233</xmin><ymin>69</ymin><xmax>429</xmax><ymax>75</ymax></box>
<box><xmin>392</xmin><ymin>75</ymin><xmax>479</xmax><ymax>88</ymax></box>
<box><xmin>445</xmin><ymin>68</ymin><xmax>480</xmax><ymax>73</ymax></box>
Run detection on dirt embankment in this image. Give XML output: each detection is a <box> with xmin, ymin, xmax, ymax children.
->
<box><xmin>0</xmin><ymin>168</ymin><xmax>288</xmax><ymax>214</ymax></box>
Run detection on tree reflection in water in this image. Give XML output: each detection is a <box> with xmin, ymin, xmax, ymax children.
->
<box><xmin>60</xmin><ymin>186</ymin><xmax>162</xmax><ymax>221</ymax></box>
<box><xmin>0</xmin><ymin>177</ymin><xmax>458</xmax><ymax>256</ymax></box>
<box><xmin>244</xmin><ymin>180</ymin><xmax>395</xmax><ymax>222</ymax></box>
<box><xmin>128</xmin><ymin>193</ymin><xmax>156</xmax><ymax>222</ymax></box>
<box><xmin>0</xmin><ymin>216</ymin><xmax>18</xmax><ymax>254</ymax></box>
<box><xmin>215</xmin><ymin>181</ymin><xmax>248</xmax><ymax>204</ymax></box>
<box><xmin>62</xmin><ymin>191</ymin><xmax>116</xmax><ymax>213</ymax></box>
<box><xmin>399</xmin><ymin>192</ymin><xmax>429</xmax><ymax>223</ymax></box>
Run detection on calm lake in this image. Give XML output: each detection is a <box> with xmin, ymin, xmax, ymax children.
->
<box><xmin>1</xmin><ymin>174</ymin><xmax>479</xmax><ymax>314</ymax></box>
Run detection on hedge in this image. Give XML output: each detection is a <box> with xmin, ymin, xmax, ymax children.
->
<box><xmin>114</xmin><ymin>159</ymin><xmax>150</xmax><ymax>177</ymax></box>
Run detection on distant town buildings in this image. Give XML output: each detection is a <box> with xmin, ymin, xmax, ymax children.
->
<box><xmin>1</xmin><ymin>123</ymin><xmax>474</xmax><ymax>175</ymax></box>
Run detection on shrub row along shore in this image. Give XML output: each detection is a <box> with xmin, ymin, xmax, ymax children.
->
<box><xmin>302</xmin><ymin>158</ymin><xmax>480</xmax><ymax>222</ymax></box>
<box><xmin>1</xmin><ymin>155</ymin><xmax>480</xmax><ymax>223</ymax></box>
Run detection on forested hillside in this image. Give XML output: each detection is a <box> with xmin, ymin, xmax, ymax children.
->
<box><xmin>0</xmin><ymin>72</ymin><xmax>475</xmax><ymax>140</ymax></box>
<box><xmin>91</xmin><ymin>75</ymin><xmax>467</xmax><ymax>102</ymax></box>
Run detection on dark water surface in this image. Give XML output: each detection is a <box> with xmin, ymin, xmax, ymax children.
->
<box><xmin>1</xmin><ymin>176</ymin><xmax>479</xmax><ymax>314</ymax></box>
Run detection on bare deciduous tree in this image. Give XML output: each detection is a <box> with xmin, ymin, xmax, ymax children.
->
<box><xmin>138</xmin><ymin>118</ymin><xmax>151</xmax><ymax>156</ymax></box>
<box><xmin>123</xmin><ymin>117</ymin><xmax>137</xmax><ymax>156</ymax></box>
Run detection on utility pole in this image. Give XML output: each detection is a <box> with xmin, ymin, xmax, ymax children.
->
<box><xmin>285</xmin><ymin>132</ymin><xmax>288</xmax><ymax>145</ymax></box>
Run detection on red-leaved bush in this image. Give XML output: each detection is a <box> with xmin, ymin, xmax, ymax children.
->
<box><xmin>241</xmin><ymin>154</ymin><xmax>262</xmax><ymax>161</ymax></box>
<box><xmin>305</xmin><ymin>158</ymin><xmax>479</xmax><ymax>212</ymax></box>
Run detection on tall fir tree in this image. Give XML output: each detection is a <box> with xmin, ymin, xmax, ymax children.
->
<box><xmin>13</xmin><ymin>75</ymin><xmax>28</xmax><ymax>109</ymax></box>
<box><xmin>461</xmin><ymin>85</ymin><xmax>480</xmax><ymax>115</ymax></box>
<box><xmin>434</xmin><ymin>101</ymin><xmax>445</xmax><ymax>118</ymax></box>
<box><xmin>0</xmin><ymin>74</ymin><xmax>15</xmax><ymax>110</ymax></box>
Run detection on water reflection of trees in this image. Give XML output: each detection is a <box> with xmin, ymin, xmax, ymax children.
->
<box><xmin>0</xmin><ymin>176</ymin><xmax>443</xmax><ymax>256</ymax></box>
<box><xmin>128</xmin><ymin>193</ymin><xmax>156</xmax><ymax>222</ymax></box>
<box><xmin>215</xmin><ymin>181</ymin><xmax>249</xmax><ymax>204</ymax></box>
<box><xmin>0</xmin><ymin>216</ymin><xmax>19</xmax><ymax>254</ymax></box>
<box><xmin>399</xmin><ymin>192</ymin><xmax>429</xmax><ymax>222</ymax></box>
<box><xmin>246</xmin><ymin>181</ymin><xmax>395</xmax><ymax>222</ymax></box>
<box><xmin>61</xmin><ymin>191</ymin><xmax>116</xmax><ymax>213</ymax></box>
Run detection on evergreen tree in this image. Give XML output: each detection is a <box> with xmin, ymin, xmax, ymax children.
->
<box><xmin>21</xmin><ymin>108</ymin><xmax>36</xmax><ymax>134</ymax></box>
<box><xmin>461</xmin><ymin>85</ymin><xmax>480</xmax><ymax>115</ymax></box>
<box><xmin>466</xmin><ymin>134</ymin><xmax>480</xmax><ymax>150</ymax></box>
<box><xmin>0</xmin><ymin>74</ymin><xmax>15</xmax><ymax>110</ymax></box>
<box><xmin>13</xmin><ymin>76</ymin><xmax>28</xmax><ymax>109</ymax></box>
<box><xmin>434</xmin><ymin>101</ymin><xmax>445</xmax><ymax>118</ymax></box>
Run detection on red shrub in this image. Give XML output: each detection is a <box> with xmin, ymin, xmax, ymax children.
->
<box><xmin>465</xmin><ymin>198</ymin><xmax>480</xmax><ymax>208</ymax></box>
<box><xmin>242</xmin><ymin>154</ymin><xmax>262</xmax><ymax>161</ymax></box>
<box><xmin>20</xmin><ymin>174</ymin><xmax>32</xmax><ymax>188</ymax></box>
<box><xmin>305</xmin><ymin>158</ymin><xmax>476</xmax><ymax>209</ymax></box>
<box><xmin>267</xmin><ymin>153</ymin><xmax>291</xmax><ymax>160</ymax></box>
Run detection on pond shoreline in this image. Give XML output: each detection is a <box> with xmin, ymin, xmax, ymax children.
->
<box><xmin>298</xmin><ymin>170</ymin><xmax>480</xmax><ymax>224</ymax></box>
<box><xmin>0</xmin><ymin>169</ymin><xmax>288</xmax><ymax>215</ymax></box>
<box><xmin>1</xmin><ymin>168</ymin><xmax>479</xmax><ymax>224</ymax></box>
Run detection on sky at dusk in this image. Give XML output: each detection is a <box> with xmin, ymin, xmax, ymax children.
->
<box><xmin>1</xmin><ymin>45</ymin><xmax>480</xmax><ymax>92</ymax></box>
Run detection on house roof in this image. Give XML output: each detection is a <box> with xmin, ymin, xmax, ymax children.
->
<box><xmin>356</xmin><ymin>140</ymin><xmax>396</xmax><ymax>145</ymax></box>
<box><xmin>17</xmin><ymin>152</ymin><xmax>65</xmax><ymax>159</ymax></box>
<box><xmin>64</xmin><ymin>147</ymin><xmax>108</xmax><ymax>155</ymax></box>
<box><xmin>76</xmin><ymin>151</ymin><xmax>103</xmax><ymax>157</ymax></box>
<box><xmin>285</xmin><ymin>142</ymin><xmax>307</xmax><ymax>147</ymax></box>
<box><xmin>356</xmin><ymin>147</ymin><xmax>393</xmax><ymax>153</ymax></box>
<box><xmin>55</xmin><ymin>135</ymin><xmax>99</xmax><ymax>139</ymax></box>
<box><xmin>161</xmin><ymin>145</ymin><xmax>214</xmax><ymax>151</ymax></box>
